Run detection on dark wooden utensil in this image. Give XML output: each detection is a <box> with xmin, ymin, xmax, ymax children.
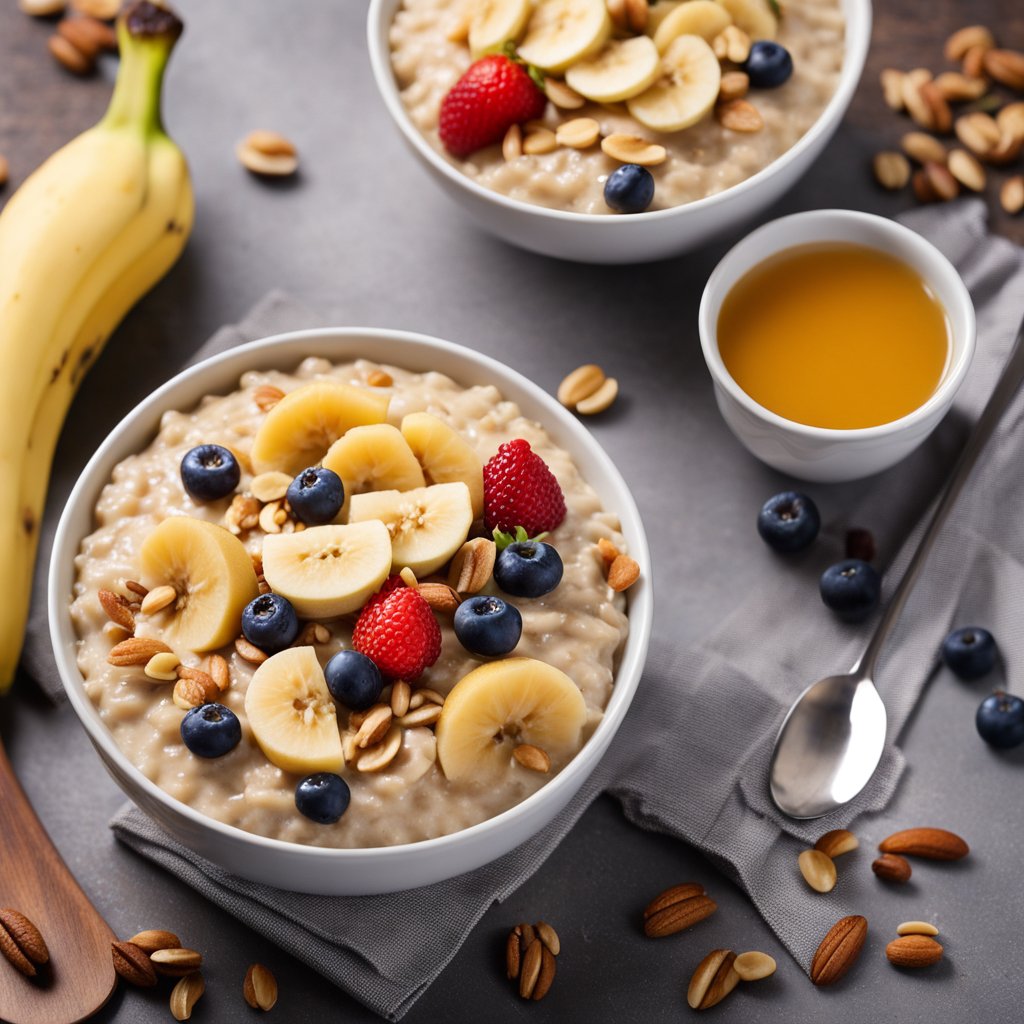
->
<box><xmin>0</xmin><ymin>738</ymin><xmax>117</xmax><ymax>1024</ymax></box>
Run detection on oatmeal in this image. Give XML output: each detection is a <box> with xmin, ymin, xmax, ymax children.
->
<box><xmin>71</xmin><ymin>359</ymin><xmax>630</xmax><ymax>848</ymax></box>
<box><xmin>390</xmin><ymin>0</ymin><xmax>845</xmax><ymax>213</ymax></box>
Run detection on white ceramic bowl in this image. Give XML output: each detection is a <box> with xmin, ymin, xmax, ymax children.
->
<box><xmin>49</xmin><ymin>328</ymin><xmax>652</xmax><ymax>895</ymax></box>
<box><xmin>698</xmin><ymin>209</ymin><xmax>976</xmax><ymax>482</ymax></box>
<box><xmin>367</xmin><ymin>0</ymin><xmax>871</xmax><ymax>264</ymax></box>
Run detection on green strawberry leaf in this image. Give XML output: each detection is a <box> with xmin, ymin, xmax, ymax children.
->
<box><xmin>767</xmin><ymin>0</ymin><xmax>782</xmax><ymax>17</ymax></box>
<box><xmin>493</xmin><ymin>526</ymin><xmax>549</xmax><ymax>550</ymax></box>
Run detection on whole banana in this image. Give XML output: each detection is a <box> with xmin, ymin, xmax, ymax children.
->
<box><xmin>0</xmin><ymin>1</ymin><xmax>193</xmax><ymax>692</ymax></box>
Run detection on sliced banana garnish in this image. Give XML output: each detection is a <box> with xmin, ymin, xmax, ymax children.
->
<box><xmin>565</xmin><ymin>35</ymin><xmax>661</xmax><ymax>103</ymax></box>
<box><xmin>469</xmin><ymin>0</ymin><xmax>533</xmax><ymax>57</ymax></box>
<box><xmin>652</xmin><ymin>0</ymin><xmax>732</xmax><ymax>52</ymax></box>
<box><xmin>518</xmin><ymin>0</ymin><xmax>612</xmax><ymax>74</ymax></box>
<box><xmin>400</xmin><ymin>412</ymin><xmax>484</xmax><ymax>520</ymax></box>
<box><xmin>628</xmin><ymin>34</ymin><xmax>721</xmax><ymax>133</ymax></box>
<box><xmin>715</xmin><ymin>0</ymin><xmax>778</xmax><ymax>41</ymax></box>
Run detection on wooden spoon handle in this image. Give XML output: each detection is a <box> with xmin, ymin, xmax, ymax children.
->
<box><xmin>0</xmin><ymin>737</ymin><xmax>117</xmax><ymax>1024</ymax></box>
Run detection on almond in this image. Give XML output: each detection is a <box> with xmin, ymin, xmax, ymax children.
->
<box><xmin>367</xmin><ymin>369</ymin><xmax>393</xmax><ymax>387</ymax></box>
<box><xmin>57</xmin><ymin>14</ymin><xmax>116</xmax><ymax>58</ymax></box>
<box><xmin>243</xmin><ymin>963</ymin><xmax>278</xmax><ymax>1011</ymax></box>
<box><xmin>128</xmin><ymin>929</ymin><xmax>182</xmax><ymax>954</ymax></box>
<box><xmin>643</xmin><ymin>887</ymin><xmax>717</xmax><ymax>938</ymax></box>
<box><xmin>99</xmin><ymin>588</ymin><xmax>135</xmax><ymax>631</ymax></box>
<box><xmin>872</xmin><ymin>853</ymin><xmax>912</xmax><ymax>883</ymax></box>
<box><xmin>607</xmin><ymin>553</ymin><xmax>640</xmax><ymax>592</ymax></box>
<box><xmin>48</xmin><ymin>32</ymin><xmax>94</xmax><ymax>75</ymax></box>
<box><xmin>506</xmin><ymin>926</ymin><xmax>524</xmax><ymax>980</ymax></box>
<box><xmin>151</xmin><ymin>947</ymin><xmax>203</xmax><ymax>978</ymax></box>
<box><xmin>901</xmin><ymin>131</ymin><xmax>946</xmax><ymax>164</ymax></box>
<box><xmin>0</xmin><ymin>910</ymin><xmax>49</xmax><ymax>976</ymax></box>
<box><xmin>596</xmin><ymin>537</ymin><xmax>620</xmax><ymax>566</ymax></box>
<box><xmin>943</xmin><ymin>25</ymin><xmax>995</xmax><ymax>62</ymax></box>
<box><xmin>933</xmin><ymin>71</ymin><xmax>988</xmax><ymax>102</ymax></box>
<box><xmin>798</xmin><ymin>849</ymin><xmax>837</xmax><ymax>893</ymax></box>
<box><xmin>983</xmin><ymin>49</ymin><xmax>1024</xmax><ymax>90</ymax></box>
<box><xmin>253</xmin><ymin>383</ymin><xmax>285</xmax><ymax>411</ymax></box>
<box><xmin>886</xmin><ymin>935</ymin><xmax>943</xmax><ymax>968</ymax></box>
<box><xmin>108</xmin><ymin>636</ymin><xmax>172</xmax><ymax>666</ymax></box>
<box><xmin>1001</xmin><ymin>175</ymin><xmax>1024</xmax><ymax>214</ymax></box>
<box><xmin>956</xmin><ymin>112</ymin><xmax>1001</xmax><ymax>156</ymax></box>
<box><xmin>687</xmin><ymin>949</ymin><xmax>740</xmax><ymax>1010</ymax></box>
<box><xmin>880</xmin><ymin>68</ymin><xmax>905</xmax><ymax>111</ymax></box>
<box><xmin>912</xmin><ymin>168</ymin><xmax>938</xmax><ymax>202</ymax></box>
<box><xmin>417</xmin><ymin>581</ymin><xmax>461</xmax><ymax>614</ymax></box>
<box><xmin>170</xmin><ymin>972</ymin><xmax>205</xmax><ymax>1021</ymax></box>
<box><xmin>878</xmin><ymin>827</ymin><xmax>969</xmax><ymax>860</ymax></box>
<box><xmin>873</xmin><ymin>151</ymin><xmax>911</xmax><ymax>190</ymax></box>
<box><xmin>518</xmin><ymin>937</ymin><xmax>543</xmax><ymax>999</ymax></box>
<box><xmin>947</xmin><ymin>148</ymin><xmax>986</xmax><ymax>191</ymax></box>
<box><xmin>112</xmin><ymin>940</ymin><xmax>158</xmax><ymax>987</ymax></box>
<box><xmin>528</xmin><ymin>944</ymin><xmax>556</xmax><ymax>1001</ymax></box>
<box><xmin>923</xmin><ymin>161</ymin><xmax>959</xmax><ymax>201</ymax></box>
<box><xmin>998</xmin><ymin>102</ymin><xmax>1024</xmax><ymax>143</ymax></box>
<box><xmin>919</xmin><ymin>82</ymin><xmax>952</xmax><ymax>134</ymax></box>
<box><xmin>810</xmin><ymin>915</ymin><xmax>867</xmax><ymax>986</ymax></box>
<box><xmin>814</xmin><ymin>829</ymin><xmax>859</xmax><ymax>858</ymax></box>
<box><xmin>535</xmin><ymin>920</ymin><xmax>560</xmax><ymax>957</ymax></box>
<box><xmin>643</xmin><ymin>882</ymin><xmax>705</xmax><ymax>919</ymax></box>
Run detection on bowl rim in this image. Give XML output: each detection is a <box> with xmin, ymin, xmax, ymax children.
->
<box><xmin>49</xmin><ymin>327</ymin><xmax>653</xmax><ymax>863</ymax></box>
<box><xmin>366</xmin><ymin>0</ymin><xmax>873</xmax><ymax>224</ymax></box>
<box><xmin>696</xmin><ymin>208</ymin><xmax>978</xmax><ymax>440</ymax></box>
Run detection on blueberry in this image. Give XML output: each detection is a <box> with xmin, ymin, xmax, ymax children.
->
<box><xmin>325</xmin><ymin>649</ymin><xmax>383</xmax><ymax>710</ymax></box>
<box><xmin>180</xmin><ymin>703</ymin><xmax>242</xmax><ymax>758</ymax></box>
<box><xmin>241</xmin><ymin>593</ymin><xmax>300</xmax><ymax>654</ymax></box>
<box><xmin>819</xmin><ymin>559</ymin><xmax>881</xmax><ymax>623</ymax></box>
<box><xmin>454</xmin><ymin>595</ymin><xmax>523</xmax><ymax>657</ymax></box>
<box><xmin>942</xmin><ymin>626</ymin><xmax>997</xmax><ymax>680</ymax></box>
<box><xmin>743</xmin><ymin>40</ymin><xmax>794</xmax><ymax>89</ymax></box>
<box><xmin>604</xmin><ymin>164</ymin><xmax>655</xmax><ymax>214</ymax></box>
<box><xmin>494</xmin><ymin>541</ymin><xmax>564</xmax><ymax>598</ymax></box>
<box><xmin>295</xmin><ymin>772</ymin><xmax>351</xmax><ymax>824</ymax></box>
<box><xmin>757</xmin><ymin>491</ymin><xmax>821</xmax><ymax>553</ymax></box>
<box><xmin>975</xmin><ymin>691</ymin><xmax>1024</xmax><ymax>750</ymax></box>
<box><xmin>286</xmin><ymin>466</ymin><xmax>344</xmax><ymax>524</ymax></box>
<box><xmin>180</xmin><ymin>444</ymin><xmax>240</xmax><ymax>501</ymax></box>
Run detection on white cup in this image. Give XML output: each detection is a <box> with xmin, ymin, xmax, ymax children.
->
<box><xmin>698</xmin><ymin>210</ymin><xmax>976</xmax><ymax>483</ymax></box>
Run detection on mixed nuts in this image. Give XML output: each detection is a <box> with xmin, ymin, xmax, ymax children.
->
<box><xmin>505</xmin><ymin>920</ymin><xmax>560</xmax><ymax>1001</ymax></box>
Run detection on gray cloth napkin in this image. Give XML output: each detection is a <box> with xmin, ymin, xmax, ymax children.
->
<box><xmin>29</xmin><ymin>201</ymin><xmax>1024</xmax><ymax>1020</ymax></box>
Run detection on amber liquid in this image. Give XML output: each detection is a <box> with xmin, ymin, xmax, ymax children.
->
<box><xmin>717</xmin><ymin>243</ymin><xmax>950</xmax><ymax>429</ymax></box>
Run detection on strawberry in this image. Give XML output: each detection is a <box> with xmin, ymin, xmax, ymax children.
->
<box><xmin>353</xmin><ymin>576</ymin><xmax>441</xmax><ymax>681</ymax></box>
<box><xmin>439</xmin><ymin>54</ymin><xmax>547</xmax><ymax>158</ymax></box>
<box><xmin>483</xmin><ymin>438</ymin><xmax>566</xmax><ymax>536</ymax></box>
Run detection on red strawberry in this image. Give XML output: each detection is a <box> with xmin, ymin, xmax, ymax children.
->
<box><xmin>439</xmin><ymin>54</ymin><xmax>547</xmax><ymax>158</ymax></box>
<box><xmin>353</xmin><ymin>577</ymin><xmax>441</xmax><ymax>680</ymax></box>
<box><xmin>483</xmin><ymin>439</ymin><xmax>566</xmax><ymax>536</ymax></box>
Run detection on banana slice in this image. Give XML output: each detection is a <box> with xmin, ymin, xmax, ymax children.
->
<box><xmin>347</xmin><ymin>482</ymin><xmax>473</xmax><ymax>577</ymax></box>
<box><xmin>469</xmin><ymin>0</ymin><xmax>533</xmax><ymax>57</ymax></box>
<box><xmin>627</xmin><ymin>34</ymin><xmax>721</xmax><ymax>133</ymax></box>
<box><xmin>245</xmin><ymin>646</ymin><xmax>344</xmax><ymax>774</ymax></box>
<box><xmin>653</xmin><ymin>0</ymin><xmax>732</xmax><ymax>51</ymax></box>
<box><xmin>565</xmin><ymin>36</ymin><xmax>661</xmax><ymax>103</ymax></box>
<box><xmin>716</xmin><ymin>0</ymin><xmax>777</xmax><ymax>41</ymax></box>
<box><xmin>139</xmin><ymin>516</ymin><xmax>259</xmax><ymax>652</ymax></box>
<box><xmin>646</xmin><ymin>1</ymin><xmax>684</xmax><ymax>37</ymax></box>
<box><xmin>261</xmin><ymin>521</ymin><xmax>392</xmax><ymax>618</ymax></box>
<box><xmin>435</xmin><ymin>658</ymin><xmax>588</xmax><ymax>782</ymax></box>
<box><xmin>250</xmin><ymin>381</ymin><xmax>389</xmax><ymax>476</ymax></box>
<box><xmin>322</xmin><ymin>424</ymin><xmax>425</xmax><ymax>510</ymax></box>
<box><xmin>518</xmin><ymin>0</ymin><xmax>612</xmax><ymax>74</ymax></box>
<box><xmin>400</xmin><ymin>412</ymin><xmax>484</xmax><ymax>520</ymax></box>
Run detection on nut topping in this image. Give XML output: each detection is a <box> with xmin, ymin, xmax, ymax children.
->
<box><xmin>607</xmin><ymin>553</ymin><xmax>640</xmax><ymax>592</ymax></box>
<box><xmin>798</xmin><ymin>849</ymin><xmax>837</xmax><ymax>893</ymax></box>
<box><xmin>687</xmin><ymin>949</ymin><xmax>740</xmax><ymax>1010</ymax></box>
<box><xmin>576</xmin><ymin>377</ymin><xmax>619</xmax><ymax>415</ymax></box>
<box><xmin>111</xmin><ymin>940</ymin><xmax>158</xmax><ymax>987</ymax></box>
<box><xmin>643</xmin><ymin>884</ymin><xmax>716</xmax><ymax>938</ymax></box>
<box><xmin>872</xmin><ymin>853</ymin><xmax>912</xmax><ymax>883</ymax></box>
<box><xmin>0</xmin><ymin>909</ymin><xmax>49</xmax><ymax>977</ymax></box>
<box><xmin>886</xmin><ymin>935</ymin><xmax>944</xmax><ymax>968</ymax></box>
<box><xmin>557</xmin><ymin>364</ymin><xmax>606</xmax><ymax>409</ymax></box>
<box><xmin>237</xmin><ymin>130</ymin><xmax>299</xmax><ymax>177</ymax></box>
<box><xmin>170</xmin><ymin>971</ymin><xmax>205</xmax><ymax>1021</ymax></box>
<box><xmin>99</xmin><ymin>588</ymin><xmax>136</xmax><ymax>632</ymax></box>
<box><xmin>897</xmin><ymin>921</ymin><xmax>939</xmax><ymax>937</ymax></box>
<box><xmin>814</xmin><ymin>828</ymin><xmax>859</xmax><ymax>858</ymax></box>
<box><xmin>151</xmin><ymin>946</ymin><xmax>203</xmax><ymax>978</ymax></box>
<box><xmin>128</xmin><ymin>929</ymin><xmax>182</xmax><ymax>954</ymax></box>
<box><xmin>733</xmin><ymin>950</ymin><xmax>776</xmax><ymax>981</ymax></box>
<box><xmin>243</xmin><ymin>963</ymin><xmax>279</xmax><ymax>1011</ymax></box>
<box><xmin>108</xmin><ymin>636</ymin><xmax>172</xmax><ymax>667</ymax></box>
<box><xmin>810</xmin><ymin>915</ymin><xmax>867</xmax><ymax>986</ymax></box>
<box><xmin>878</xmin><ymin>827</ymin><xmax>969</xmax><ymax>860</ymax></box>
<box><xmin>448</xmin><ymin>538</ymin><xmax>496</xmax><ymax>594</ymax></box>
<box><xmin>512</xmin><ymin>743</ymin><xmax>551</xmax><ymax>773</ymax></box>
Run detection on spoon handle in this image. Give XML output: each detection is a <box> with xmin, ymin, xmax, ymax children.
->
<box><xmin>857</xmin><ymin>315</ymin><xmax>1024</xmax><ymax>677</ymax></box>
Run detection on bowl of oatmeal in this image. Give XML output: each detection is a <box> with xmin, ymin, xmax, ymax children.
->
<box><xmin>369</xmin><ymin>0</ymin><xmax>870</xmax><ymax>262</ymax></box>
<box><xmin>49</xmin><ymin>328</ymin><xmax>651</xmax><ymax>895</ymax></box>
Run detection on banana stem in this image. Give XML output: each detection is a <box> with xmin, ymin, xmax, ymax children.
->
<box><xmin>101</xmin><ymin>1</ymin><xmax>184</xmax><ymax>137</ymax></box>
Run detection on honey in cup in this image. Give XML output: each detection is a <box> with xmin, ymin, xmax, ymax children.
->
<box><xmin>717</xmin><ymin>242</ymin><xmax>950</xmax><ymax>429</ymax></box>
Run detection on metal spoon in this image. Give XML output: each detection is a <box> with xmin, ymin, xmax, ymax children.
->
<box><xmin>770</xmin><ymin>316</ymin><xmax>1024</xmax><ymax>819</ymax></box>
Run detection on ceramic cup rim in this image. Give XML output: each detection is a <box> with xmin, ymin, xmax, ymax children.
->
<box><xmin>697</xmin><ymin>209</ymin><xmax>977</xmax><ymax>441</ymax></box>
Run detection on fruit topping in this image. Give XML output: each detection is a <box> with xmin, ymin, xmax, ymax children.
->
<box><xmin>604</xmin><ymin>163</ymin><xmax>655</xmax><ymax>214</ymax></box>
<box><xmin>517</xmin><ymin>0</ymin><xmax>611</xmax><ymax>74</ymax></box>
<box><xmin>322</xmin><ymin>424</ymin><xmax>425</xmax><ymax>505</ymax></box>
<box><xmin>180</xmin><ymin>703</ymin><xmax>242</xmax><ymax>759</ymax></box>
<box><xmin>139</xmin><ymin>517</ymin><xmax>260</xmax><ymax>652</ymax></box>
<box><xmin>400</xmin><ymin>412</ymin><xmax>485</xmax><ymax>519</ymax></box>
<box><xmin>241</xmin><ymin>593</ymin><xmax>300</xmax><ymax>655</ymax></box>
<box><xmin>819</xmin><ymin>559</ymin><xmax>881</xmax><ymax>623</ymax></box>
<box><xmin>565</xmin><ymin>35</ymin><xmax>661</xmax><ymax>103</ymax></box>
<box><xmin>744</xmin><ymin>40</ymin><xmax>793</xmax><ymax>89</ymax></box>
<box><xmin>975</xmin><ymin>691</ymin><xmax>1024</xmax><ymax>749</ymax></box>
<box><xmin>439</xmin><ymin>53</ymin><xmax>547</xmax><ymax>158</ymax></box>
<box><xmin>494</xmin><ymin>538</ymin><xmax>564</xmax><ymax>598</ymax></box>
<box><xmin>286</xmin><ymin>466</ymin><xmax>345</xmax><ymax>525</ymax></box>
<box><xmin>261</xmin><ymin>521</ymin><xmax>392</xmax><ymax>618</ymax></box>
<box><xmin>324</xmin><ymin>649</ymin><xmax>384</xmax><ymax>711</ymax></box>
<box><xmin>942</xmin><ymin>626</ymin><xmax>997</xmax><ymax>679</ymax></box>
<box><xmin>652</xmin><ymin>1</ymin><xmax>732</xmax><ymax>52</ymax></box>
<box><xmin>244</xmin><ymin>646</ymin><xmax>344</xmax><ymax>774</ymax></box>
<box><xmin>757</xmin><ymin>491</ymin><xmax>821</xmax><ymax>553</ymax></box>
<box><xmin>627</xmin><ymin>35</ymin><xmax>721</xmax><ymax>134</ymax></box>
<box><xmin>352</xmin><ymin>578</ymin><xmax>442</xmax><ymax>681</ymax></box>
<box><xmin>483</xmin><ymin>439</ymin><xmax>566</xmax><ymax>536</ymax></box>
<box><xmin>250</xmin><ymin>380</ymin><xmax>389</xmax><ymax>476</ymax></box>
<box><xmin>454</xmin><ymin>595</ymin><xmax>523</xmax><ymax>656</ymax></box>
<box><xmin>180</xmin><ymin>444</ymin><xmax>240</xmax><ymax>502</ymax></box>
<box><xmin>469</xmin><ymin>0</ymin><xmax>533</xmax><ymax>59</ymax></box>
<box><xmin>435</xmin><ymin>658</ymin><xmax>587</xmax><ymax>781</ymax></box>
<box><xmin>348</xmin><ymin>482</ymin><xmax>474</xmax><ymax>577</ymax></box>
<box><xmin>717</xmin><ymin>0</ymin><xmax>779</xmax><ymax>41</ymax></box>
<box><xmin>295</xmin><ymin>772</ymin><xmax>351</xmax><ymax>825</ymax></box>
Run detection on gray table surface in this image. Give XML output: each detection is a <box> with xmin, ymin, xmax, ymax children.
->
<box><xmin>2</xmin><ymin>2</ymin><xmax>1022</xmax><ymax>1021</ymax></box>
